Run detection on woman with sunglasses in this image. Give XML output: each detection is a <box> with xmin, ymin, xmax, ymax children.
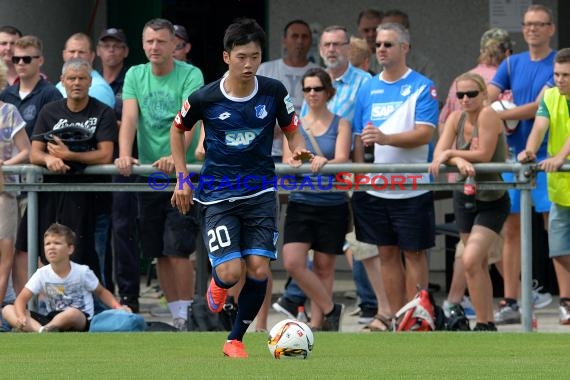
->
<box><xmin>429</xmin><ymin>72</ymin><xmax>510</xmax><ymax>331</ymax></box>
<box><xmin>282</xmin><ymin>67</ymin><xmax>351</xmax><ymax>331</ymax></box>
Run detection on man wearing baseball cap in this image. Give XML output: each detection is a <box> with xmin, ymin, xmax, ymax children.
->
<box><xmin>97</xmin><ymin>28</ymin><xmax>128</xmax><ymax>117</ymax></box>
<box><xmin>173</xmin><ymin>25</ymin><xmax>191</xmax><ymax>62</ymax></box>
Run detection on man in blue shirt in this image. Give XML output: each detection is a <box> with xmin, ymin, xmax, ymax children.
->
<box><xmin>487</xmin><ymin>4</ymin><xmax>556</xmax><ymax>324</ymax></box>
<box><xmin>55</xmin><ymin>33</ymin><xmax>115</xmax><ymax>108</ymax></box>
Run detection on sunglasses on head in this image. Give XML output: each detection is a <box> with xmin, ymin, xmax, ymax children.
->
<box><xmin>375</xmin><ymin>41</ymin><xmax>394</xmax><ymax>49</ymax></box>
<box><xmin>12</xmin><ymin>55</ymin><xmax>40</xmax><ymax>64</ymax></box>
<box><xmin>302</xmin><ymin>86</ymin><xmax>325</xmax><ymax>93</ymax></box>
<box><xmin>456</xmin><ymin>90</ymin><xmax>480</xmax><ymax>99</ymax></box>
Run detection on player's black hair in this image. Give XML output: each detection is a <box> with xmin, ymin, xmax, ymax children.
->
<box><xmin>223</xmin><ymin>18</ymin><xmax>266</xmax><ymax>52</ymax></box>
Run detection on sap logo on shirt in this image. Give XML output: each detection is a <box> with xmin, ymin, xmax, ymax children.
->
<box><xmin>225</xmin><ymin>129</ymin><xmax>259</xmax><ymax>147</ymax></box>
<box><xmin>371</xmin><ymin>102</ymin><xmax>402</xmax><ymax>120</ymax></box>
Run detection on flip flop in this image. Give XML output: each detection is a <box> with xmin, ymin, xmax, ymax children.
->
<box><xmin>361</xmin><ymin>314</ymin><xmax>392</xmax><ymax>332</ymax></box>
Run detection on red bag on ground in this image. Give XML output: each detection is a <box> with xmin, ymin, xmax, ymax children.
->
<box><xmin>395</xmin><ymin>289</ymin><xmax>436</xmax><ymax>332</ymax></box>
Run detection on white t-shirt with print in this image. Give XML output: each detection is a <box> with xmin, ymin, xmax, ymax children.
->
<box><xmin>25</xmin><ymin>262</ymin><xmax>99</xmax><ymax>319</ymax></box>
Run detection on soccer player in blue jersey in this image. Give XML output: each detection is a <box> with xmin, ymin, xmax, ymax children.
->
<box><xmin>170</xmin><ymin>18</ymin><xmax>311</xmax><ymax>358</ymax></box>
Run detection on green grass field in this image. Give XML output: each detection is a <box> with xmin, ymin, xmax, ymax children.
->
<box><xmin>3</xmin><ymin>332</ymin><xmax>567</xmax><ymax>379</ymax></box>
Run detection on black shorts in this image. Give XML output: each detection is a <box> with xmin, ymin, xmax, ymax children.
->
<box><xmin>30</xmin><ymin>310</ymin><xmax>90</xmax><ymax>331</ymax></box>
<box><xmin>283</xmin><ymin>201</ymin><xmax>349</xmax><ymax>255</ymax></box>
<box><xmin>138</xmin><ymin>191</ymin><xmax>200</xmax><ymax>258</ymax></box>
<box><xmin>352</xmin><ymin>191</ymin><xmax>435</xmax><ymax>251</ymax></box>
<box><xmin>201</xmin><ymin>191</ymin><xmax>279</xmax><ymax>268</ymax></box>
<box><xmin>453</xmin><ymin>191</ymin><xmax>510</xmax><ymax>234</ymax></box>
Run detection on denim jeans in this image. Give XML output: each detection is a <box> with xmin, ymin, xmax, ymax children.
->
<box><xmin>94</xmin><ymin>212</ymin><xmax>111</xmax><ymax>288</ymax></box>
<box><xmin>112</xmin><ymin>176</ymin><xmax>140</xmax><ymax>298</ymax></box>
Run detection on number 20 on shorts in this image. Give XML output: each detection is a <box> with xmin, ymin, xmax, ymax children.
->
<box><xmin>207</xmin><ymin>225</ymin><xmax>231</xmax><ymax>252</ymax></box>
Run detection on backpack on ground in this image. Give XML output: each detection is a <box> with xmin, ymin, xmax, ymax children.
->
<box><xmin>187</xmin><ymin>295</ymin><xmax>236</xmax><ymax>332</ymax></box>
<box><xmin>395</xmin><ymin>289</ymin><xmax>437</xmax><ymax>331</ymax></box>
<box><xmin>89</xmin><ymin>309</ymin><xmax>146</xmax><ymax>332</ymax></box>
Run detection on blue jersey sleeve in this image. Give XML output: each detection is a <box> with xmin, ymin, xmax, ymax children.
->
<box><xmin>415</xmin><ymin>82</ymin><xmax>439</xmax><ymax>126</ymax></box>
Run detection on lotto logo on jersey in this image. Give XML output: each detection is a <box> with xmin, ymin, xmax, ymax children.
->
<box><xmin>225</xmin><ymin>129</ymin><xmax>259</xmax><ymax>147</ymax></box>
<box><xmin>371</xmin><ymin>102</ymin><xmax>402</xmax><ymax>120</ymax></box>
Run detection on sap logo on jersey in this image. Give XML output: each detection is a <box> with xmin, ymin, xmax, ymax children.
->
<box><xmin>225</xmin><ymin>129</ymin><xmax>259</xmax><ymax>147</ymax></box>
<box><xmin>371</xmin><ymin>102</ymin><xmax>402</xmax><ymax>120</ymax></box>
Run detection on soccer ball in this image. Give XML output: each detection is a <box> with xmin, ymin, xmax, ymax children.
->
<box><xmin>490</xmin><ymin>100</ymin><xmax>519</xmax><ymax>135</ymax></box>
<box><xmin>267</xmin><ymin>319</ymin><xmax>314</xmax><ymax>359</ymax></box>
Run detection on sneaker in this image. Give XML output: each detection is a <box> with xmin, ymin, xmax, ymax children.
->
<box><xmin>150</xmin><ymin>305</ymin><xmax>171</xmax><ymax>317</ymax></box>
<box><xmin>473</xmin><ymin>322</ymin><xmax>497</xmax><ymax>332</ymax></box>
<box><xmin>459</xmin><ymin>296</ymin><xmax>476</xmax><ymax>320</ymax></box>
<box><xmin>531</xmin><ymin>281</ymin><xmax>552</xmax><ymax>309</ymax></box>
<box><xmin>223</xmin><ymin>339</ymin><xmax>248</xmax><ymax>358</ymax></box>
<box><xmin>559</xmin><ymin>301</ymin><xmax>570</xmax><ymax>325</ymax></box>
<box><xmin>323</xmin><ymin>303</ymin><xmax>345</xmax><ymax>332</ymax></box>
<box><xmin>206</xmin><ymin>277</ymin><xmax>228</xmax><ymax>313</ymax></box>
<box><xmin>445</xmin><ymin>304</ymin><xmax>471</xmax><ymax>331</ymax></box>
<box><xmin>494</xmin><ymin>300</ymin><xmax>521</xmax><ymax>325</ymax></box>
<box><xmin>442</xmin><ymin>300</ymin><xmax>453</xmax><ymax>319</ymax></box>
<box><xmin>172</xmin><ymin>318</ymin><xmax>187</xmax><ymax>331</ymax></box>
<box><xmin>38</xmin><ymin>325</ymin><xmax>59</xmax><ymax>333</ymax></box>
<box><xmin>272</xmin><ymin>297</ymin><xmax>299</xmax><ymax>319</ymax></box>
<box><xmin>358</xmin><ymin>307</ymin><xmax>377</xmax><ymax>325</ymax></box>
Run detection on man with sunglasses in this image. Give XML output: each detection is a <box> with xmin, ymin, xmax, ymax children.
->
<box><xmin>351</xmin><ymin>22</ymin><xmax>438</xmax><ymax>326</ymax></box>
<box><xmin>0</xmin><ymin>36</ymin><xmax>62</xmax><ymax>139</ymax></box>
<box><xmin>487</xmin><ymin>4</ymin><xmax>557</xmax><ymax>325</ymax></box>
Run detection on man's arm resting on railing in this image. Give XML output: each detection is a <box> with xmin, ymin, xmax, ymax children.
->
<box><xmin>116</xmin><ymin>98</ymin><xmax>140</xmax><ymax>175</ymax></box>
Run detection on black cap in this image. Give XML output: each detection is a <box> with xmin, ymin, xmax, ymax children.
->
<box><xmin>98</xmin><ymin>28</ymin><xmax>127</xmax><ymax>43</ymax></box>
<box><xmin>173</xmin><ymin>25</ymin><xmax>189</xmax><ymax>42</ymax></box>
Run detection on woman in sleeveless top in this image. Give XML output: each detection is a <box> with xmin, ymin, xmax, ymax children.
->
<box><xmin>429</xmin><ymin>72</ymin><xmax>510</xmax><ymax>331</ymax></box>
<box><xmin>282</xmin><ymin>67</ymin><xmax>351</xmax><ymax>330</ymax></box>
<box><xmin>0</xmin><ymin>59</ymin><xmax>30</xmax><ymax>305</ymax></box>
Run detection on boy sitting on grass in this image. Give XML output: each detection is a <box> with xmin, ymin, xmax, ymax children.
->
<box><xmin>2</xmin><ymin>223</ymin><xmax>130</xmax><ymax>332</ymax></box>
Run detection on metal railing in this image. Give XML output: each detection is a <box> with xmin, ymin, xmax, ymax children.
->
<box><xmin>3</xmin><ymin>161</ymin><xmax>568</xmax><ymax>332</ymax></box>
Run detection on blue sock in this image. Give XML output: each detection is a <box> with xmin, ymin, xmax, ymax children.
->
<box><xmin>227</xmin><ymin>276</ymin><xmax>267</xmax><ymax>341</ymax></box>
<box><xmin>212</xmin><ymin>268</ymin><xmax>236</xmax><ymax>289</ymax></box>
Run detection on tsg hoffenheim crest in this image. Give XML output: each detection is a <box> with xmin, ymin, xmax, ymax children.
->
<box><xmin>255</xmin><ymin>104</ymin><xmax>268</xmax><ymax>119</ymax></box>
<box><xmin>400</xmin><ymin>85</ymin><xmax>411</xmax><ymax>97</ymax></box>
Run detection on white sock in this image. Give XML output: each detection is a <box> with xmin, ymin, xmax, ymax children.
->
<box><xmin>178</xmin><ymin>300</ymin><xmax>192</xmax><ymax>320</ymax></box>
<box><xmin>168</xmin><ymin>301</ymin><xmax>182</xmax><ymax>318</ymax></box>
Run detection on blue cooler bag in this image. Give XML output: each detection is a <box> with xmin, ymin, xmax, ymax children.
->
<box><xmin>89</xmin><ymin>309</ymin><xmax>146</xmax><ymax>332</ymax></box>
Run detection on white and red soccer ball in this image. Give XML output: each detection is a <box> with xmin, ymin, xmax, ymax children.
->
<box><xmin>267</xmin><ymin>319</ymin><xmax>314</xmax><ymax>359</ymax></box>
